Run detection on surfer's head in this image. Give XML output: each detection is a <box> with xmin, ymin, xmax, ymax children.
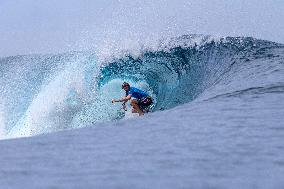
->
<box><xmin>121</xmin><ymin>82</ymin><xmax>130</xmax><ymax>91</ymax></box>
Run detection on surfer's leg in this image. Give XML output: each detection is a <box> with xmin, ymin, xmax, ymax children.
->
<box><xmin>139</xmin><ymin>97</ymin><xmax>152</xmax><ymax>113</ymax></box>
<box><xmin>131</xmin><ymin>99</ymin><xmax>144</xmax><ymax>116</ymax></box>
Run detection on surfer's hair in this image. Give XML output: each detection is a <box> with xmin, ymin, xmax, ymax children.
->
<box><xmin>121</xmin><ymin>82</ymin><xmax>130</xmax><ymax>89</ymax></box>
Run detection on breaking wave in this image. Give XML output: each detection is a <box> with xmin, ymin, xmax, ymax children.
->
<box><xmin>0</xmin><ymin>35</ymin><xmax>283</xmax><ymax>138</ymax></box>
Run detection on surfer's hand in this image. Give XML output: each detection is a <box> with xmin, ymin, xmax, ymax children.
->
<box><xmin>111</xmin><ymin>99</ymin><xmax>116</xmax><ymax>103</ymax></box>
<box><xmin>121</xmin><ymin>104</ymin><xmax>127</xmax><ymax>111</ymax></box>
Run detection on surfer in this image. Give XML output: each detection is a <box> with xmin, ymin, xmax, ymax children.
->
<box><xmin>111</xmin><ymin>82</ymin><xmax>153</xmax><ymax>116</ymax></box>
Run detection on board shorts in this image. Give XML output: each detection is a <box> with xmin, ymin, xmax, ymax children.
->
<box><xmin>138</xmin><ymin>96</ymin><xmax>153</xmax><ymax>110</ymax></box>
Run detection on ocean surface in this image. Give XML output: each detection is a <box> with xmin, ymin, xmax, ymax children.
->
<box><xmin>0</xmin><ymin>35</ymin><xmax>284</xmax><ymax>188</ymax></box>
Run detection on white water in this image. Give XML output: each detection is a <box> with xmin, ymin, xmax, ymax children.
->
<box><xmin>0</xmin><ymin>103</ymin><xmax>5</xmax><ymax>139</ymax></box>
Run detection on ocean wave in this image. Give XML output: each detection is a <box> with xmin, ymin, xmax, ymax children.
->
<box><xmin>0</xmin><ymin>35</ymin><xmax>283</xmax><ymax>138</ymax></box>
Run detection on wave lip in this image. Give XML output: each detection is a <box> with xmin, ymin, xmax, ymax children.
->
<box><xmin>98</xmin><ymin>35</ymin><xmax>284</xmax><ymax>110</ymax></box>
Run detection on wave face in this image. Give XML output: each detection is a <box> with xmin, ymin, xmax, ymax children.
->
<box><xmin>0</xmin><ymin>35</ymin><xmax>283</xmax><ymax>138</ymax></box>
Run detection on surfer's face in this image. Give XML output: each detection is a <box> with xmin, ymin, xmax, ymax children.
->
<box><xmin>123</xmin><ymin>85</ymin><xmax>129</xmax><ymax>91</ymax></box>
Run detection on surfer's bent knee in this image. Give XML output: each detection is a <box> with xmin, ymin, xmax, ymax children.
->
<box><xmin>131</xmin><ymin>99</ymin><xmax>138</xmax><ymax>106</ymax></box>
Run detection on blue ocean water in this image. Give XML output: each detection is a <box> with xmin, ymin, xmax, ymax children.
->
<box><xmin>0</xmin><ymin>35</ymin><xmax>284</xmax><ymax>188</ymax></box>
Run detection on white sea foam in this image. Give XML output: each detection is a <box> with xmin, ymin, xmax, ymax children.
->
<box><xmin>8</xmin><ymin>58</ymin><xmax>88</xmax><ymax>138</ymax></box>
<box><xmin>0</xmin><ymin>102</ymin><xmax>5</xmax><ymax>139</ymax></box>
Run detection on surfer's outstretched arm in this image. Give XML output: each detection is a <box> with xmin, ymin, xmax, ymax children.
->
<box><xmin>112</xmin><ymin>94</ymin><xmax>131</xmax><ymax>103</ymax></box>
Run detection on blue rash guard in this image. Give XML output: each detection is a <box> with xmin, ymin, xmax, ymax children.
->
<box><xmin>126</xmin><ymin>87</ymin><xmax>149</xmax><ymax>100</ymax></box>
